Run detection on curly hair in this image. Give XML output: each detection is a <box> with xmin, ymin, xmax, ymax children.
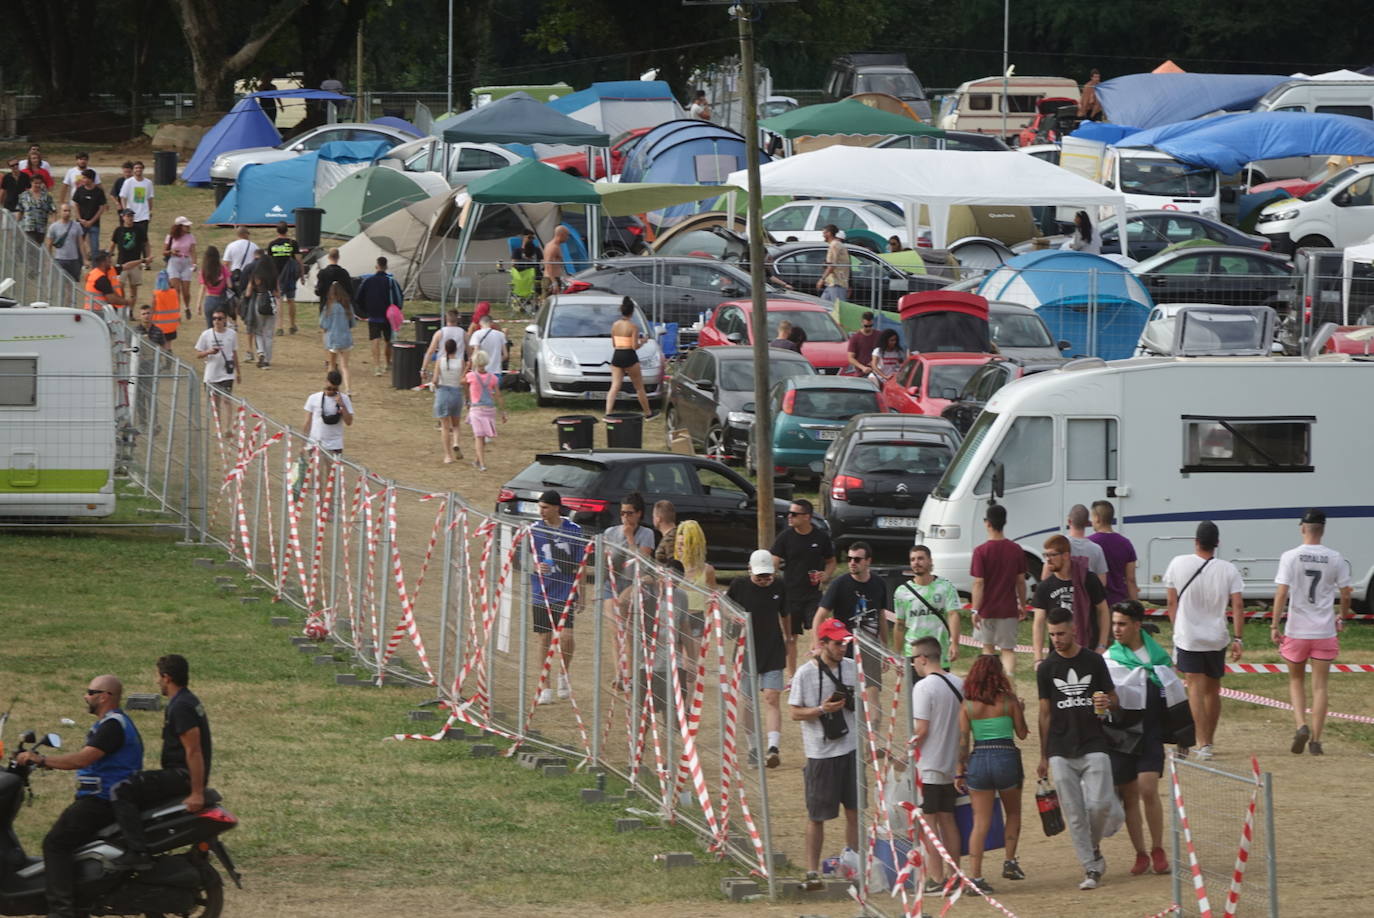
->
<box><xmin>962</xmin><ymin>653</ymin><xmax>1013</xmax><ymax>705</ymax></box>
<box><xmin>674</xmin><ymin>519</ymin><xmax>706</xmax><ymax>571</ymax></box>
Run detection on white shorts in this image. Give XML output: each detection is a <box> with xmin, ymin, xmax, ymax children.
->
<box><xmin>166</xmin><ymin>255</ymin><xmax>194</xmax><ymax>283</ymax></box>
<box><xmin>975</xmin><ymin>616</ymin><xmax>1019</xmax><ymax>650</ymax></box>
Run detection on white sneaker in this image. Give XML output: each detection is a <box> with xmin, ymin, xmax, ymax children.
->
<box><xmin>1079</xmin><ymin>870</ymin><xmax>1102</xmax><ymax>890</ymax></box>
<box><xmin>537</xmin><ymin>689</ymin><xmax>554</xmax><ymax>705</ymax></box>
<box><xmin>557</xmin><ymin>677</ymin><xmax>570</xmax><ymax>699</ymax></box>
<box><xmin>1193</xmin><ymin>744</ymin><xmax>1215</xmax><ymax>761</ymax></box>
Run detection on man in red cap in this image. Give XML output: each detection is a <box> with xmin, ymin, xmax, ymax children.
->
<box><xmin>789</xmin><ymin>618</ymin><xmax>858</xmax><ymax>890</ymax></box>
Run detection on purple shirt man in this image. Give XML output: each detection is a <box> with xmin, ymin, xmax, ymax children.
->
<box><xmin>1088</xmin><ymin>500</ymin><xmax>1137</xmax><ymax>606</ymax></box>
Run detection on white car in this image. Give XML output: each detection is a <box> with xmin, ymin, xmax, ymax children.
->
<box><xmin>762</xmin><ymin>198</ymin><xmax>910</xmax><ymax>248</ymax></box>
<box><xmin>209</xmin><ymin>122</ymin><xmax>419</xmax><ymax>186</ymax></box>
<box><xmin>380</xmin><ymin>137</ymin><xmax>523</xmax><ymax>189</ymax></box>
<box><xmin>520</xmin><ymin>294</ymin><xmax>663</xmax><ymax>407</ymax></box>
<box><xmin>1256</xmin><ymin>162</ymin><xmax>1374</xmax><ymax>253</ymax></box>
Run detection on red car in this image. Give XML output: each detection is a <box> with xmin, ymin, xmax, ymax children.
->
<box><xmin>697</xmin><ymin>300</ymin><xmax>851</xmax><ymax>374</ymax></box>
<box><xmin>879</xmin><ymin>352</ymin><xmax>997</xmax><ymax>416</ymax></box>
<box><xmin>540</xmin><ymin>127</ymin><xmax>651</xmax><ymax>179</ymax></box>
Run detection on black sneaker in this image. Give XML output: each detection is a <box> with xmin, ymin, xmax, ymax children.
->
<box><xmin>970</xmin><ymin>877</ymin><xmax>994</xmax><ymax>895</ymax></box>
<box><xmin>923</xmin><ymin>877</ymin><xmax>948</xmax><ymax>896</ymax></box>
<box><xmin>802</xmin><ymin>870</ymin><xmax>824</xmax><ymax>891</ymax></box>
<box><xmin>1291</xmin><ymin>724</ymin><xmax>1311</xmax><ymax>754</ymax></box>
<box><xmin>765</xmin><ymin>746</ymin><xmax>780</xmax><ymax>768</ymax></box>
<box><xmin>1002</xmin><ymin>858</ymin><xmax>1025</xmax><ymax>880</ymax></box>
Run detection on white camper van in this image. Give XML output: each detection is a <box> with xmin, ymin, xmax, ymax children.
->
<box><xmin>0</xmin><ymin>306</ymin><xmax>118</xmax><ymax>517</ymax></box>
<box><xmin>915</xmin><ymin>356</ymin><xmax>1374</xmax><ymax>605</ymax></box>
<box><xmin>938</xmin><ymin>76</ymin><xmax>1079</xmax><ymax>138</ymax></box>
<box><xmin>1061</xmin><ymin>136</ymin><xmax>1222</xmax><ymax>219</ymax></box>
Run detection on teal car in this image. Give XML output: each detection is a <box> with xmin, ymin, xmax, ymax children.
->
<box><xmin>748</xmin><ymin>376</ymin><xmax>883</xmax><ymax>481</ymax></box>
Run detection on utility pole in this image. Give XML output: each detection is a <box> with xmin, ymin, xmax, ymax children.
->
<box><xmin>446</xmin><ymin>0</ymin><xmax>454</xmax><ymax>115</ymax></box>
<box><xmin>355</xmin><ymin>27</ymin><xmax>364</xmax><ymax>121</ymax></box>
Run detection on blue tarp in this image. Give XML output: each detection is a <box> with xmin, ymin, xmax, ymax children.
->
<box><xmin>1096</xmin><ymin>73</ymin><xmax>1288</xmax><ymax>130</ymax></box>
<box><xmin>618</xmin><ymin>119</ymin><xmax>771</xmax><ymax>226</ymax></box>
<box><xmin>371</xmin><ymin>115</ymin><xmax>421</xmax><ymax>136</ymax></box>
<box><xmin>248</xmin><ymin>89</ymin><xmax>351</xmax><ymax>101</ymax></box>
<box><xmin>207</xmin><ymin>140</ymin><xmax>389</xmax><ymax>225</ymax></box>
<box><xmin>183</xmin><ymin>97</ymin><xmax>281</xmax><ymax>186</ymax></box>
<box><xmin>1116</xmin><ymin>111</ymin><xmax>1374</xmax><ymax>174</ymax></box>
<box><xmin>547</xmin><ymin>80</ymin><xmax>679</xmax><ymax>113</ymax></box>
<box><xmin>1068</xmin><ymin>122</ymin><xmax>1141</xmax><ymax>145</ymax></box>
<box><xmin>976</xmin><ymin>250</ymin><xmax>1153</xmax><ymax>360</ymax></box>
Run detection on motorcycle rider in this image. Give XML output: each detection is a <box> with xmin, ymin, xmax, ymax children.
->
<box><xmin>16</xmin><ymin>675</ymin><xmax>143</xmax><ymax>918</ymax></box>
<box><xmin>111</xmin><ymin>654</ymin><xmax>212</xmax><ymax>869</ymax></box>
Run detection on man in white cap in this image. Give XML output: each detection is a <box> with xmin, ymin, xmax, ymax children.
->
<box><xmin>727</xmin><ymin>550</ymin><xmax>789</xmax><ymax>768</ymax></box>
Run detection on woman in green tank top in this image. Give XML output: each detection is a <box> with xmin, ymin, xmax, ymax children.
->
<box><xmin>956</xmin><ymin>654</ymin><xmax>1029</xmax><ymax>892</ymax></box>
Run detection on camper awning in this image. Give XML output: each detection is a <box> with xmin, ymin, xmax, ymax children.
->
<box><xmin>466</xmin><ymin>159</ymin><xmax>600</xmax><ymax>204</ymax></box>
<box><xmin>1116</xmin><ymin>111</ymin><xmax>1374</xmax><ymax>174</ymax></box>
<box><xmin>1095</xmin><ymin>73</ymin><xmax>1288</xmax><ymax>129</ymax></box>
<box><xmin>593</xmin><ymin>182</ymin><xmax>742</xmax><ymax>217</ymax></box>
<box><xmin>440</xmin><ymin>91</ymin><xmax>610</xmax><ymax>146</ymax></box>
<box><xmin>758</xmin><ymin>99</ymin><xmax>942</xmax><ymax>139</ymax></box>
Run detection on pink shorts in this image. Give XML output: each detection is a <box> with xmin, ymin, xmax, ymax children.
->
<box><xmin>467</xmin><ymin>404</ymin><xmax>497</xmax><ymax>439</ymax></box>
<box><xmin>1280</xmin><ymin>635</ymin><xmax>1339</xmax><ymax>663</ymax></box>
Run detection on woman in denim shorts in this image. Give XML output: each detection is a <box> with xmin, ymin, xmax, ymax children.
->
<box><xmin>957</xmin><ymin>654</ymin><xmax>1029</xmax><ymax>892</ymax></box>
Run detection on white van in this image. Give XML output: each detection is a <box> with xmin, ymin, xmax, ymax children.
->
<box><xmin>1247</xmin><ymin>79</ymin><xmax>1374</xmax><ymax>183</ymax></box>
<box><xmin>1061</xmin><ymin>136</ymin><xmax>1222</xmax><ymax>219</ymax></box>
<box><xmin>0</xmin><ymin>306</ymin><xmax>118</xmax><ymax>517</ymax></box>
<box><xmin>1255</xmin><ymin>162</ymin><xmax>1374</xmax><ymax>252</ymax></box>
<box><xmin>915</xmin><ymin>355</ymin><xmax>1374</xmax><ymax>605</ymax></box>
<box><xmin>938</xmin><ymin>76</ymin><xmax>1078</xmax><ymax>139</ymax></box>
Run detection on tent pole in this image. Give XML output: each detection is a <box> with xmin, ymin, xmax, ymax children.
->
<box><xmin>588</xmin><ymin>203</ymin><xmax>601</xmax><ymax>264</ymax></box>
<box><xmin>449</xmin><ymin>202</ymin><xmax>480</xmax><ymax>309</ymax></box>
<box><xmin>446</xmin><ymin>0</ymin><xmax>453</xmax><ymax>116</ymax></box>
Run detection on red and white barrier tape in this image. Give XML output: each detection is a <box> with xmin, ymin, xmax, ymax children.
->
<box><xmin>668</xmin><ymin>601</ymin><xmax>721</xmax><ymax>848</ymax></box>
<box><xmin>1219</xmin><ymin>686</ymin><xmax>1374</xmax><ymax>724</ymax></box>
<box><xmin>378</xmin><ymin>486</ymin><xmax>438</xmax><ymax>685</ymax></box>
<box><xmin>1223</xmin><ymin>661</ymin><xmax>1374</xmax><ymax>673</ymax></box>
<box><xmin>1222</xmin><ymin>757</ymin><xmax>1262</xmax><ymax>918</ymax></box>
<box><xmin>1170</xmin><ymin>753</ymin><xmax>1213</xmax><ymax>918</ymax></box>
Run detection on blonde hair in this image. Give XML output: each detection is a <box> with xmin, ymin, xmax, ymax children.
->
<box><xmin>674</xmin><ymin>519</ymin><xmax>706</xmax><ymax>570</ymax></box>
<box><xmin>472</xmin><ymin>350</ymin><xmax>491</xmax><ymax>371</ymax></box>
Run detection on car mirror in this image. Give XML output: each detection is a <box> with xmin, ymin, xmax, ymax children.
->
<box><xmin>941</xmin><ymin>386</ymin><xmax>959</xmax><ymax>399</ymax></box>
<box><xmin>291</xmin><ymin>144</ymin><xmax>305</xmax><ymax>153</ymax></box>
<box><xmin>525</xmin><ymin>324</ymin><xmax>539</xmax><ymax>336</ymax></box>
<box><xmin>1057</xmin><ymin>339</ymin><xmax>1071</xmax><ymax>351</ymax></box>
<box><xmin>889</xmin><ymin>278</ymin><xmax>910</xmax><ymax>292</ymax></box>
<box><xmin>721</xmin><ymin>286</ymin><xmax>742</xmax><ymax>296</ymax></box>
<box><xmin>697</xmin><ymin>379</ymin><xmax>714</xmax><ymax>391</ymax></box>
<box><xmin>726</xmin><ymin>332</ymin><xmax>743</xmax><ymax>344</ymax></box>
<box><xmin>907</xmin><ymin>386</ymin><xmax>920</xmax><ymax>396</ymax></box>
<box><xmin>1221</xmin><ymin>187</ymin><xmax>1237</xmax><ymax>204</ymax></box>
<box><xmin>991</xmin><ymin>461</ymin><xmax>1005</xmax><ymax>500</ymax></box>
<box><xmin>1334</xmin><ymin>191</ymin><xmax>1351</xmax><ymax>206</ymax></box>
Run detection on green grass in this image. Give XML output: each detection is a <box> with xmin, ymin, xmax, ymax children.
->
<box><xmin>2</xmin><ymin>531</ymin><xmax>741</xmax><ymax>907</ymax></box>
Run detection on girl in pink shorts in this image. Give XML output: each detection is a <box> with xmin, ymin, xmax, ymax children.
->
<box><xmin>465</xmin><ymin>350</ymin><xmax>507</xmax><ymax>471</ymax></box>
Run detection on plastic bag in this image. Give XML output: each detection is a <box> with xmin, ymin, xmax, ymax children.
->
<box><xmin>155</xmin><ymin>270</ymin><xmax>170</xmax><ymax>291</ymax></box>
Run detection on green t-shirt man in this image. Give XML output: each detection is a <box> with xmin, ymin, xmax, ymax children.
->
<box><xmin>894</xmin><ymin>576</ymin><xmax>961</xmax><ymax>667</ymax></box>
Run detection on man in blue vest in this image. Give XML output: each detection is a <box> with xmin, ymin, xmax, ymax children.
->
<box><xmin>16</xmin><ymin>675</ymin><xmax>144</xmax><ymax>918</ymax></box>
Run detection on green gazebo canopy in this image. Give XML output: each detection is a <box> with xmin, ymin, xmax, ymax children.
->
<box><xmin>759</xmin><ymin>98</ymin><xmax>943</xmax><ymax>140</ymax></box>
<box><xmin>465</xmin><ymin>158</ymin><xmax>601</xmax><ymax>205</ymax></box>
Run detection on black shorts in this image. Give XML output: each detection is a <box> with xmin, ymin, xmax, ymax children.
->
<box><xmin>804</xmin><ymin>751</ymin><xmax>858</xmax><ymax>821</ymax></box>
<box><xmin>212</xmin><ymin>380</ymin><xmax>233</xmax><ymax>393</ymax></box>
<box><xmin>785</xmin><ymin>596</ymin><xmax>819</xmax><ymax>635</ymax></box>
<box><xmin>1176</xmin><ymin>648</ymin><xmax>1226</xmax><ymax>679</ymax></box>
<box><xmin>368</xmin><ymin>322</ymin><xmax>393</xmax><ymax>342</ymax></box>
<box><xmin>610</xmin><ymin>347</ymin><xmax>638</xmax><ymax>369</ymax></box>
<box><xmin>1110</xmin><ymin>739</ymin><xmax>1166</xmax><ymax>785</ymax></box>
<box><xmin>532</xmin><ymin>604</ymin><xmax>574</xmax><ymax>635</ymax></box>
<box><xmin>921</xmin><ymin>782</ymin><xmax>958</xmax><ymax>814</ymax></box>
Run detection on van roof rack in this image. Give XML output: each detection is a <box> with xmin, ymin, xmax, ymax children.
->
<box><xmin>1061</xmin><ymin>357</ymin><xmax>1107</xmax><ymax>372</ymax></box>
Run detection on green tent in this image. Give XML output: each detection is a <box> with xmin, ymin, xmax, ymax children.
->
<box><xmin>759</xmin><ymin>99</ymin><xmax>943</xmax><ymax>140</ymax></box>
<box><xmin>319</xmin><ymin>167</ymin><xmax>438</xmax><ymax>238</ymax></box>
<box><xmin>593</xmin><ymin>181</ymin><xmax>743</xmax><ymax>217</ymax></box>
<box><xmin>466</xmin><ymin>158</ymin><xmax>601</xmax><ymax>204</ymax></box>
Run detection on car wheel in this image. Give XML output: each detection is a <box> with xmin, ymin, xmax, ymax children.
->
<box><xmin>1023</xmin><ymin>550</ymin><xmax>1043</xmax><ymax>590</ymax></box>
<box><xmin>664</xmin><ymin>405</ymin><xmax>682</xmax><ymax>447</ymax></box>
<box><xmin>1297</xmin><ymin>235</ymin><xmax>1333</xmax><ymax>249</ymax></box>
<box><xmin>533</xmin><ymin>365</ymin><xmax>553</xmax><ymax>407</ymax></box>
<box><xmin>706</xmin><ymin>424</ymin><xmax>728</xmax><ymax>462</ymax></box>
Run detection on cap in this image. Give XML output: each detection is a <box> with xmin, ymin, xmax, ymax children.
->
<box><xmin>1301</xmin><ymin>508</ymin><xmax>1326</xmax><ymax>525</ymax></box>
<box><xmin>118</xmin><ymin>208</ymin><xmax>134</xmax><ymax>216</ymax></box>
<box><xmin>749</xmin><ymin>549</ymin><xmax>775</xmax><ymax>576</ymax></box>
<box><xmin>538</xmin><ymin>490</ymin><xmax>562</xmax><ymax>508</ymax></box>
<box><xmin>817</xmin><ymin>619</ymin><xmax>853</xmax><ymax>644</ymax></box>
<box><xmin>174</xmin><ymin>215</ymin><xmax>193</xmax><ymax>226</ymax></box>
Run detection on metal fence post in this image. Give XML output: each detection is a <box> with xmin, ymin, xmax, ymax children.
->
<box><xmin>744</xmin><ymin>618</ymin><xmax>776</xmax><ymax>899</ymax></box>
<box><xmin>1263</xmin><ymin>770</ymin><xmax>1278</xmax><ymax>918</ymax></box>
<box><xmin>434</xmin><ymin>497</ymin><xmax>458</xmax><ymax>695</ymax></box>
<box><xmin>591</xmin><ymin>532</ymin><xmax>605</xmax><ymax>764</ymax></box>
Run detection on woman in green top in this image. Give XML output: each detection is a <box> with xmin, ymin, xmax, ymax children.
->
<box><xmin>956</xmin><ymin>654</ymin><xmax>1029</xmax><ymax>892</ymax></box>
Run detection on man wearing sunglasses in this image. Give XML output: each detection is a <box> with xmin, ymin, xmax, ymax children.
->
<box><xmin>814</xmin><ymin>541</ymin><xmax>890</xmax><ymax>709</ymax></box>
<box><xmin>16</xmin><ymin>676</ymin><xmax>144</xmax><ymax>918</ymax></box>
<box><xmin>771</xmin><ymin>499</ymin><xmax>835</xmax><ymax>678</ymax></box>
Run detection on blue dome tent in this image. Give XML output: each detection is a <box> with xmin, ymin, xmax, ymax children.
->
<box><xmin>618</xmin><ymin>119</ymin><xmax>771</xmax><ymax>226</ymax></box>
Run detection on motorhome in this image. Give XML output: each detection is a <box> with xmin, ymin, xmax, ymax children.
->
<box><xmin>937</xmin><ymin>76</ymin><xmax>1079</xmax><ymax>139</ymax></box>
<box><xmin>1060</xmin><ymin>136</ymin><xmax>1222</xmax><ymax>219</ymax></box>
<box><xmin>1247</xmin><ymin>79</ymin><xmax>1374</xmax><ymax>183</ymax></box>
<box><xmin>0</xmin><ymin>306</ymin><xmax>118</xmax><ymax>517</ymax></box>
<box><xmin>915</xmin><ymin>356</ymin><xmax>1374</xmax><ymax>605</ymax></box>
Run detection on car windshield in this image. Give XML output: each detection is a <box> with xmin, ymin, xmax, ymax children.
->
<box><xmin>720</xmin><ymin>357</ymin><xmax>814</xmax><ymax>391</ymax></box>
<box><xmin>1301</xmin><ymin>167</ymin><xmax>1363</xmax><ymax>202</ymax></box>
<box><xmin>1119</xmin><ymin>157</ymin><xmax>1217</xmax><ymax>197</ymax></box>
<box><xmin>548</xmin><ymin>303</ymin><xmax>647</xmax><ymax>338</ymax></box>
<box><xmin>856</xmin><ymin>71</ymin><xmax>925</xmax><ymax>99</ymax></box>
<box><xmin>848</xmin><ymin>441</ymin><xmax>952</xmax><ymax>476</ymax></box>
<box><xmin>863</xmin><ymin>205</ymin><xmax>903</xmax><ymax>227</ymax></box>
<box><xmin>928</xmin><ymin>364</ymin><xmax>983</xmax><ymax>399</ymax></box>
<box><xmin>507</xmin><ymin>458</ymin><xmax>604</xmax><ymax>491</ymax></box>
<box><xmin>932</xmin><ymin>410</ymin><xmax>997</xmax><ymax>499</ymax></box>
<box><xmin>764</xmin><ymin>310</ymin><xmax>845</xmax><ymax>343</ymax></box>
<box><xmin>991</xmin><ymin>313</ymin><xmax>1054</xmax><ymax>347</ymax></box>
<box><xmin>793</xmin><ymin>388</ymin><xmax>880</xmax><ymax>420</ymax></box>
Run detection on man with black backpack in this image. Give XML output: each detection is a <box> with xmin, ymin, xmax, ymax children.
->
<box><xmin>894</xmin><ymin>544</ymin><xmax>962</xmax><ymax>676</ymax></box>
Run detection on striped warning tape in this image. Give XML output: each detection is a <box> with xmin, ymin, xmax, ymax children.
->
<box><xmin>1170</xmin><ymin>753</ymin><xmax>1214</xmax><ymax>918</ymax></box>
<box><xmin>1219</xmin><ymin>686</ymin><xmax>1374</xmax><ymax>725</ymax></box>
<box><xmin>954</xmin><ymin>633</ymin><xmax>1374</xmax><ymax>674</ymax></box>
<box><xmin>1222</xmin><ymin>757</ymin><xmax>1262</xmax><ymax>918</ymax></box>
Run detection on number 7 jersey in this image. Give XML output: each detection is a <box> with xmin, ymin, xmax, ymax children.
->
<box><xmin>1276</xmin><ymin>543</ymin><xmax>1352</xmax><ymax>639</ymax></box>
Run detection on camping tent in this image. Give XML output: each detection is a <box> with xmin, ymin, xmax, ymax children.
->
<box><xmin>621</xmin><ymin>120</ymin><xmax>772</xmax><ymax>226</ymax></box>
<box><xmin>440</xmin><ymin>91</ymin><xmax>610</xmax><ymax>146</ymax></box>
<box><xmin>183</xmin><ymin>97</ymin><xmax>281</xmax><ymax>186</ymax></box>
<box><xmin>547</xmin><ymin>80</ymin><xmax>685</xmax><ymax>137</ymax></box>
<box><xmin>319</xmin><ymin>166</ymin><xmax>449</xmax><ymax>237</ymax></box>
<box><xmin>1095</xmin><ymin>73</ymin><xmax>1288</xmax><ymax>130</ymax></box>
<box><xmin>976</xmin><ymin>250</ymin><xmax>1154</xmax><ymax>359</ymax></box>
<box><xmin>760</xmin><ymin>98</ymin><xmax>942</xmax><ymax>140</ymax></box>
<box><xmin>206</xmin><ymin>140</ymin><xmax>390</xmax><ymax>225</ymax></box>
<box><xmin>725</xmin><ymin>146</ymin><xmax>1127</xmax><ymax>250</ymax></box>
<box><xmin>1116</xmin><ymin>111</ymin><xmax>1374</xmax><ymax>174</ymax></box>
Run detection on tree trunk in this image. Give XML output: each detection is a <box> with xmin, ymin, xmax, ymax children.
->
<box><xmin>170</xmin><ymin>0</ymin><xmax>306</xmax><ymax>113</ymax></box>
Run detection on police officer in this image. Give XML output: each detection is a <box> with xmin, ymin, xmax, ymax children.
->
<box><xmin>17</xmin><ymin>675</ymin><xmax>143</xmax><ymax>918</ymax></box>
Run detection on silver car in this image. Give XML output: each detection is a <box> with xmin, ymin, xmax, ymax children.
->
<box><xmin>521</xmin><ymin>294</ymin><xmax>664</xmax><ymax>407</ymax></box>
<box><xmin>209</xmin><ymin>122</ymin><xmax>418</xmax><ymax>185</ymax></box>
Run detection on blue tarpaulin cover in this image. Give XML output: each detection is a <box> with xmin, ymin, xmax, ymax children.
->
<box><xmin>206</xmin><ymin>140</ymin><xmax>389</xmax><ymax>225</ymax></box>
<box><xmin>1096</xmin><ymin>73</ymin><xmax>1288</xmax><ymax>129</ymax></box>
<box><xmin>1116</xmin><ymin>111</ymin><xmax>1374</xmax><ymax>173</ymax></box>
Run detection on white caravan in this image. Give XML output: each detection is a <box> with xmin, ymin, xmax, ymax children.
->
<box><xmin>915</xmin><ymin>355</ymin><xmax>1374</xmax><ymax>605</ymax></box>
<box><xmin>0</xmin><ymin>306</ymin><xmax>118</xmax><ymax>517</ymax></box>
<box><xmin>1061</xmin><ymin>136</ymin><xmax>1222</xmax><ymax>220</ymax></box>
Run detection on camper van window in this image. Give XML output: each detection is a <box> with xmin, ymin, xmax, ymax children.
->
<box><xmin>933</xmin><ymin>410</ymin><xmax>997</xmax><ymax>499</ymax></box>
<box><xmin>968</xmin><ymin>94</ymin><xmax>994</xmax><ymax>112</ymax></box>
<box><xmin>0</xmin><ymin>357</ymin><xmax>38</xmax><ymax>407</ymax></box>
<box><xmin>1316</xmin><ymin>105</ymin><xmax>1373</xmax><ymax>120</ymax></box>
<box><xmin>1182</xmin><ymin>417</ymin><xmax>1313</xmax><ymax>473</ymax></box>
<box><xmin>1067</xmin><ymin>418</ymin><xmax>1118</xmax><ymax>480</ymax></box>
<box><xmin>1006</xmin><ymin>95</ymin><xmax>1040</xmax><ymax>114</ymax></box>
<box><xmin>973</xmin><ymin>415</ymin><xmax>1052</xmax><ymax>495</ymax></box>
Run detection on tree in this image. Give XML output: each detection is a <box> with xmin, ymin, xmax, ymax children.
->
<box><xmin>169</xmin><ymin>0</ymin><xmax>308</xmax><ymax>112</ymax></box>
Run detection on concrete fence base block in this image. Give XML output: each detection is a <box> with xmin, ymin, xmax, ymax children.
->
<box><xmin>614</xmin><ymin>818</ymin><xmax>644</xmax><ymax>833</ymax></box>
<box><xmin>579</xmin><ymin>788</ymin><xmax>604</xmax><ymax>804</ymax></box>
<box><xmin>239</xmin><ymin>596</ymin><xmax>259</xmax><ymax>605</ymax></box>
<box><xmin>193</xmin><ymin>558</ymin><xmax>215</xmax><ymax>568</ymax></box>
<box><xmin>334</xmin><ymin>673</ymin><xmax>359</xmax><ymax>686</ymax></box>
<box><xmin>654</xmin><ymin>852</ymin><xmax>696</xmax><ymax>868</ymax></box>
<box><xmin>217</xmin><ymin>583</ymin><xmax>238</xmax><ymax>592</ymax></box>
<box><xmin>312</xmin><ymin>655</ymin><xmax>336</xmax><ymax>665</ymax></box>
<box><xmin>721</xmin><ymin>878</ymin><xmax>761</xmax><ymax>901</ymax></box>
<box><xmin>469</xmin><ymin>744</ymin><xmax>499</xmax><ymax>758</ymax></box>
<box><xmin>407</xmin><ymin>710</ymin><xmax>436</xmax><ymax>722</ymax></box>
<box><xmin>622</xmin><ymin>788</ymin><xmax>639</xmax><ymax>801</ymax></box>
<box><xmin>297</xmin><ymin>643</ymin><xmax>318</xmax><ymax>654</ymax></box>
<box><xmin>289</xmin><ymin>636</ymin><xmax>312</xmax><ymax>646</ymax></box>
<box><xmin>441</xmin><ymin>728</ymin><xmax>468</xmax><ymax>741</ymax></box>
<box><xmin>541</xmin><ymin>764</ymin><xmax>568</xmax><ymax>778</ymax></box>
<box><xmin>270</xmin><ymin>617</ymin><xmax>291</xmax><ymax>627</ymax></box>
<box><xmin>213</xmin><ymin>576</ymin><xmax>235</xmax><ymax>584</ymax></box>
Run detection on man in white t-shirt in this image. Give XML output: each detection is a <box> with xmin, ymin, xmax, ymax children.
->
<box><xmin>911</xmin><ymin>635</ymin><xmax>965</xmax><ymax>894</ymax></box>
<box><xmin>1270</xmin><ymin>509</ymin><xmax>1352</xmax><ymax>756</ymax></box>
<box><xmin>467</xmin><ymin>314</ymin><xmax>508</xmax><ymax>378</ymax></box>
<box><xmin>222</xmin><ymin>227</ymin><xmax>260</xmax><ymax>289</ymax></box>
<box><xmin>194</xmin><ymin>309</ymin><xmax>241</xmax><ymax>426</ymax></box>
<box><xmin>61</xmin><ymin>152</ymin><xmax>99</xmax><ymax>204</ymax></box>
<box><xmin>119</xmin><ymin>161</ymin><xmax>155</xmax><ymax>249</ymax></box>
<box><xmin>302</xmin><ymin>371</ymin><xmax>355</xmax><ymax>455</ymax></box>
<box><xmin>1063</xmin><ymin>504</ymin><xmax>1109</xmax><ymax>581</ymax></box>
<box><xmin>1163</xmin><ymin>521</ymin><xmax>1244</xmax><ymax>761</ymax></box>
<box><xmin>423</xmin><ymin>308</ymin><xmax>467</xmax><ymax>370</ymax></box>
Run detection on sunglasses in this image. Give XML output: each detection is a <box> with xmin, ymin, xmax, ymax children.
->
<box><xmin>847</xmin><ymin>555</ymin><xmax>867</xmax><ymax>562</ymax></box>
<box><xmin>212</xmin><ymin>315</ymin><xmax>227</xmax><ymax>321</ymax></box>
<box><xmin>787</xmin><ymin>510</ymin><xmax>808</xmax><ymax>516</ymax></box>
<box><xmin>85</xmin><ymin>689</ymin><xmax>108</xmax><ymax>696</ymax></box>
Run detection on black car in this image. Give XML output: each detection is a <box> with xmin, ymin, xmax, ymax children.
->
<box><xmin>940</xmin><ymin>359</ymin><xmax>1060</xmax><ymax>434</ymax></box>
<box><xmin>988</xmin><ymin>301</ymin><xmax>1070</xmax><ymax>363</ymax></box>
<box><xmin>497</xmin><ymin>450</ymin><xmax>810</xmax><ymax>567</ymax></box>
<box><xmin>1132</xmin><ymin>246</ymin><xmax>1293</xmax><ymax>308</ymax></box>
<box><xmin>663</xmin><ymin>345</ymin><xmax>816</xmax><ymax>461</ymax></box>
<box><xmin>568</xmin><ymin>256</ymin><xmax>820</xmax><ymax>328</ymax></box>
<box><xmin>1100</xmin><ymin>211</ymin><xmax>1270</xmax><ymax>260</ymax></box>
<box><xmin>818</xmin><ymin>414</ymin><xmax>961</xmax><ymax>559</ymax></box>
<box><xmin>766</xmin><ymin>242</ymin><xmax>946</xmax><ymax>312</ymax></box>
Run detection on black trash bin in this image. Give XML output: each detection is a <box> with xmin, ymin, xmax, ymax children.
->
<box><xmin>153</xmin><ymin>150</ymin><xmax>178</xmax><ymax>185</ymax></box>
<box><xmin>553</xmin><ymin>415</ymin><xmax>597</xmax><ymax>451</ymax></box>
<box><xmin>604</xmin><ymin>412</ymin><xmax>643</xmax><ymax>449</ymax></box>
<box><xmin>412</xmin><ymin>314</ymin><xmax>442</xmax><ymax>349</ymax></box>
<box><xmin>391</xmin><ymin>341</ymin><xmax>423</xmax><ymax>390</ymax></box>
<box><xmin>294</xmin><ymin>206</ymin><xmax>325</xmax><ymax>250</ymax></box>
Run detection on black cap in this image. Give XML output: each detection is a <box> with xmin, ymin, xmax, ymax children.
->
<box><xmin>91</xmin><ymin>249</ymin><xmax>109</xmax><ymax>263</ymax></box>
<box><xmin>1196</xmin><ymin>520</ymin><xmax>1220</xmax><ymax>547</ymax></box>
<box><xmin>538</xmin><ymin>490</ymin><xmax>562</xmax><ymax>507</ymax></box>
<box><xmin>1301</xmin><ymin>508</ymin><xmax>1326</xmax><ymax>525</ymax></box>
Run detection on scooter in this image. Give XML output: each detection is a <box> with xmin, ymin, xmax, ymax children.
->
<box><xmin>0</xmin><ymin>726</ymin><xmax>241</xmax><ymax>917</ymax></box>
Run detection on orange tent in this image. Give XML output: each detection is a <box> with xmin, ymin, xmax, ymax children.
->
<box><xmin>1152</xmin><ymin>60</ymin><xmax>1185</xmax><ymax>73</ymax></box>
